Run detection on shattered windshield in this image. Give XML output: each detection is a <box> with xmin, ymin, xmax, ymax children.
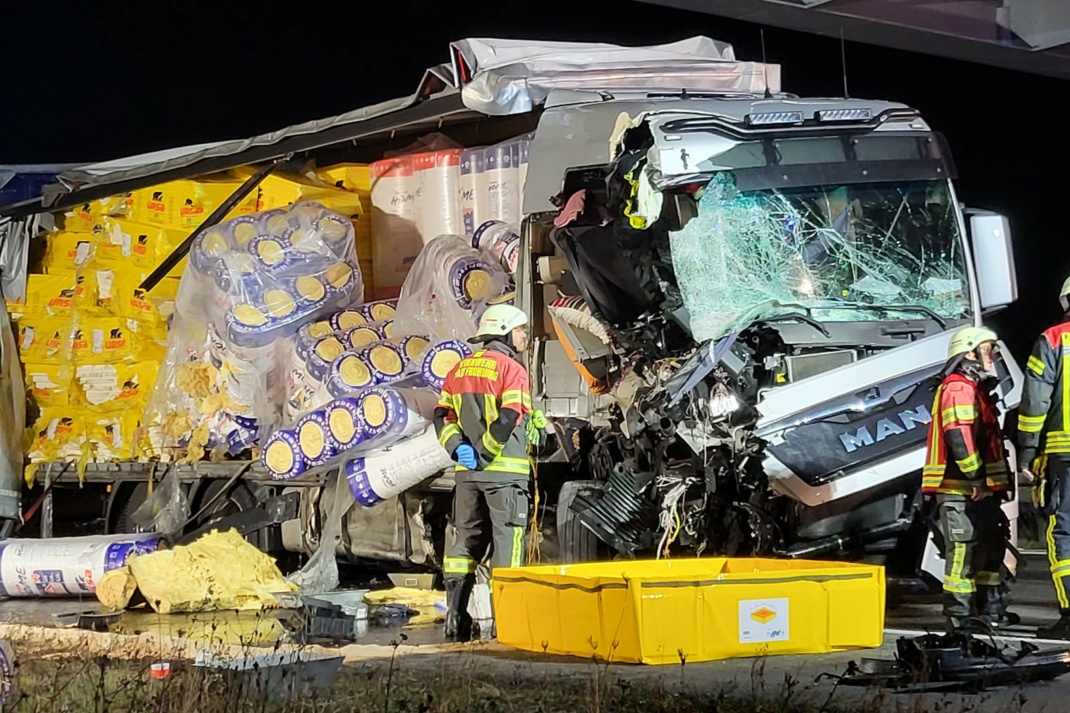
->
<box><xmin>669</xmin><ymin>173</ymin><xmax>970</xmax><ymax>342</ymax></box>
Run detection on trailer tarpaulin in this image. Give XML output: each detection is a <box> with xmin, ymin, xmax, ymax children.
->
<box><xmin>449</xmin><ymin>37</ymin><xmax>781</xmax><ymax>115</ymax></box>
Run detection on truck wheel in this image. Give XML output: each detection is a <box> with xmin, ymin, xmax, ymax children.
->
<box><xmin>557</xmin><ymin>480</ymin><xmax>607</xmax><ymax>564</ymax></box>
<box><xmin>113</xmin><ymin>483</ymin><xmax>149</xmax><ymax>534</ymax></box>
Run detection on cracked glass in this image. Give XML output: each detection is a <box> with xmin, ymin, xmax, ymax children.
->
<box><xmin>670</xmin><ymin>173</ymin><xmax>969</xmax><ymax>341</ymax></box>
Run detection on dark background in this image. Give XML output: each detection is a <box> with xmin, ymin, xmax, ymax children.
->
<box><xmin>1</xmin><ymin>0</ymin><xmax>1062</xmax><ymax>357</ymax></box>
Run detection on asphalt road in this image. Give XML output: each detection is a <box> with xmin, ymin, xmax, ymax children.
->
<box><xmin>1</xmin><ymin>553</ymin><xmax>1069</xmax><ymax>711</ymax></box>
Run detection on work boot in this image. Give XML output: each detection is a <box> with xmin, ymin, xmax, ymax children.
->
<box><xmin>444</xmin><ymin>576</ymin><xmax>474</xmax><ymax>642</ymax></box>
<box><xmin>1037</xmin><ymin>614</ymin><xmax>1070</xmax><ymax>640</ymax></box>
<box><xmin>976</xmin><ymin>586</ymin><xmax>1021</xmax><ymax>628</ymax></box>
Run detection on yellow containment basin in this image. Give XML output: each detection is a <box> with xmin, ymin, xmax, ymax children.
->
<box><xmin>493</xmin><ymin>558</ymin><xmax>885</xmax><ymax>665</ymax></box>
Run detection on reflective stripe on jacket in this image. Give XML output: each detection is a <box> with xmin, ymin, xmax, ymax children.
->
<box><xmin>434</xmin><ymin>340</ymin><xmax>532</xmax><ymax>481</ymax></box>
<box><xmin>922</xmin><ymin>373</ymin><xmax>1010</xmax><ymax>495</ymax></box>
<box><xmin>1019</xmin><ymin>322</ymin><xmax>1070</xmax><ymax>456</ymax></box>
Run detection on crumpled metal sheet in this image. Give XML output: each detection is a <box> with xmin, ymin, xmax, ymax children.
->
<box><xmin>669</xmin><ymin>173</ymin><xmax>970</xmax><ymax>342</ymax></box>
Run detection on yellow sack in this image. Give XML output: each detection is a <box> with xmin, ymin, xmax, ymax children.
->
<box><xmin>23</xmin><ymin>273</ymin><xmax>85</xmax><ymax>317</ymax></box>
<box><xmin>86</xmin><ymin>411</ymin><xmax>140</xmax><ymax>461</ymax></box>
<box><xmin>23</xmin><ymin>362</ymin><xmax>69</xmax><ymax>407</ymax></box>
<box><xmin>15</xmin><ymin>316</ymin><xmax>68</xmax><ymax>362</ymax></box>
<box><xmin>68</xmin><ymin>318</ymin><xmax>140</xmax><ymax>364</ymax></box>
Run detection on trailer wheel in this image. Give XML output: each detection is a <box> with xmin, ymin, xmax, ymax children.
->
<box><xmin>193</xmin><ymin>479</ymin><xmax>257</xmax><ymax>531</ymax></box>
<box><xmin>113</xmin><ymin>483</ymin><xmax>149</xmax><ymax>534</ymax></box>
<box><xmin>556</xmin><ymin>480</ymin><xmax>608</xmax><ymax>564</ymax></box>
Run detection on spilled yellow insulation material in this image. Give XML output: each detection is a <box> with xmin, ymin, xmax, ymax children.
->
<box><xmin>97</xmin><ymin>529</ymin><xmax>296</xmax><ymax>614</ymax></box>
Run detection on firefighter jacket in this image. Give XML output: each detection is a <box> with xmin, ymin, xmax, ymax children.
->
<box><xmin>433</xmin><ymin>340</ymin><xmax>533</xmax><ymax>483</ymax></box>
<box><xmin>1018</xmin><ymin>322</ymin><xmax>1070</xmax><ymax>457</ymax></box>
<box><xmin>922</xmin><ymin>373</ymin><xmax>1011</xmax><ymax>495</ymax></box>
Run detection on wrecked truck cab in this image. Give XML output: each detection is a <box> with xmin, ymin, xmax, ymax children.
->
<box><xmin>530</xmin><ymin>95</ymin><xmax>1022</xmax><ymax>575</ymax></box>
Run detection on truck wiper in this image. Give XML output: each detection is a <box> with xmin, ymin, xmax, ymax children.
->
<box><xmin>757</xmin><ymin>312</ymin><xmax>831</xmax><ymax>338</ymax></box>
<box><xmin>834</xmin><ymin>303</ymin><xmax>948</xmax><ymax>330</ymax></box>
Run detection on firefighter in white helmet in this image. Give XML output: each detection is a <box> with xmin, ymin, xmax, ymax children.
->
<box><xmin>1018</xmin><ymin>276</ymin><xmax>1070</xmax><ymax>638</ymax></box>
<box><xmin>923</xmin><ymin>326</ymin><xmax>1014</xmax><ymax>631</ymax></box>
<box><xmin>433</xmin><ymin>305</ymin><xmax>543</xmax><ymax>641</ymax></box>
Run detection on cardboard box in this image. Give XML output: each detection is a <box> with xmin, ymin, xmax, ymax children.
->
<box><xmin>239</xmin><ymin>170</ymin><xmax>364</xmax><ymax>221</ymax></box>
<box><xmin>536</xmin><ymin>283</ymin><xmax>561</xmax><ymax>340</ymax></box>
<box><xmin>317</xmin><ymin>163</ymin><xmax>372</xmax><ymax>194</ymax></box>
<box><xmin>130</xmin><ymin>178</ymin><xmax>257</xmax><ymax>229</ymax></box>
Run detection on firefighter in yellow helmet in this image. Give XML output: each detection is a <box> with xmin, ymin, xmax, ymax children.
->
<box><xmin>433</xmin><ymin>304</ymin><xmax>544</xmax><ymax>641</ymax></box>
<box><xmin>923</xmin><ymin>326</ymin><xmax>1015</xmax><ymax>631</ymax></box>
<box><xmin>1018</xmin><ymin>276</ymin><xmax>1070</xmax><ymax>638</ymax></box>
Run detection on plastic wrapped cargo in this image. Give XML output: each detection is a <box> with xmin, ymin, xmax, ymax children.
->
<box><xmin>183</xmin><ymin>201</ymin><xmax>362</xmax><ymax>348</ymax></box>
<box><xmin>392</xmin><ymin>235</ymin><xmax>509</xmax><ymax>343</ymax></box>
<box><xmin>370</xmin><ymin>157</ymin><xmax>419</xmax><ymax>299</ymax></box>
<box><xmin>472</xmin><ymin>220</ymin><xmax>521</xmax><ymax>274</ymax></box>
<box><xmin>345</xmin><ymin>426</ymin><xmax>454</xmax><ymax>506</ymax></box>
<box><xmin>146</xmin><ymin>202</ymin><xmax>364</xmax><ymax>457</ymax></box>
<box><xmin>0</xmin><ymin>533</ymin><xmax>163</xmax><ymax>597</ymax></box>
<box><xmin>420</xmin><ymin>340</ymin><xmax>474</xmax><ymax>391</ymax></box>
<box><xmin>460</xmin><ymin>149</ymin><xmax>487</xmax><ymax>240</ymax></box>
<box><xmin>414</xmin><ymin>150</ymin><xmax>464</xmax><ymax>243</ymax></box>
<box><xmin>262</xmin><ymin>386</ymin><xmax>438</xmax><ymax>479</ymax></box>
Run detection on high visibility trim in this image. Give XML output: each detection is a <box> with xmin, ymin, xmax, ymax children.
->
<box><xmin>444</xmin><ymin>557</ymin><xmax>476</xmax><ymax>574</ymax></box>
<box><xmin>1028</xmin><ymin>355</ymin><xmax>1046</xmax><ymax>376</ymax></box>
<box><xmin>944</xmin><ymin>543</ymin><xmax>975</xmax><ymax>594</ymax></box>
<box><xmin>986</xmin><ymin>475</ymin><xmax>1010</xmax><ymax>490</ymax></box>
<box><xmin>975</xmin><ymin>572</ymin><xmax>1001</xmax><ymax>587</ymax></box>
<box><xmin>927</xmin><ymin>478</ymin><xmax>976</xmax><ymax>495</ymax></box>
<box><xmin>510</xmin><ymin>526</ymin><xmax>525</xmax><ymax>568</ymax></box>
<box><xmin>1020</xmin><ymin>414</ymin><xmax>1047</xmax><ymax>433</ymax></box>
<box><xmin>1063</xmin><ymin>350</ymin><xmax>1069</xmax><ymax>444</ymax></box>
<box><xmin>438</xmin><ymin>423</ymin><xmax>462</xmax><ymax>448</ymax></box>
<box><xmin>943</xmin><ymin>578</ymin><xmax>975</xmax><ymax>594</ymax></box>
<box><xmin>437</xmin><ymin>390</ymin><xmax>455</xmax><ymax>409</ymax></box>
<box><xmin>501</xmin><ymin>389</ymin><xmax>525</xmax><ymax>407</ymax></box>
<box><xmin>1048</xmin><ymin>516</ymin><xmax>1070</xmax><ymax>610</ymax></box>
<box><xmin>942</xmin><ymin>405</ymin><xmax>976</xmax><ymax>423</ymax></box>
<box><xmin>486</xmin><ymin>456</ymin><xmax>530</xmax><ymax>475</ymax></box>
<box><xmin>482</xmin><ymin>430</ymin><xmax>504</xmax><ymax>457</ymax></box>
<box><xmin>956</xmin><ymin>452</ymin><xmax>981</xmax><ymax>473</ymax></box>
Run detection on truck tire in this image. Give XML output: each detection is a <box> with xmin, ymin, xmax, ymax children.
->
<box><xmin>113</xmin><ymin>483</ymin><xmax>149</xmax><ymax>534</ymax></box>
<box><xmin>557</xmin><ymin>480</ymin><xmax>606</xmax><ymax>564</ymax></box>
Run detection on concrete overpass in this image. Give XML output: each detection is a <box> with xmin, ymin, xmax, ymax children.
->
<box><xmin>638</xmin><ymin>1</ymin><xmax>1070</xmax><ymax>79</ymax></box>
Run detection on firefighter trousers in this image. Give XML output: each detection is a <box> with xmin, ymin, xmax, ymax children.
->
<box><xmin>443</xmin><ymin>479</ymin><xmax>530</xmax><ymax>578</ymax></box>
<box><xmin>1043</xmin><ymin>457</ymin><xmax>1070</xmax><ymax>614</ymax></box>
<box><xmin>937</xmin><ymin>493</ymin><xmax>1006</xmax><ymax>619</ymax></box>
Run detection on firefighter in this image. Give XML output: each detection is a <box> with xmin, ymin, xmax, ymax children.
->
<box><xmin>1018</xmin><ymin>277</ymin><xmax>1070</xmax><ymax>639</ymax></box>
<box><xmin>434</xmin><ymin>304</ymin><xmax>534</xmax><ymax>641</ymax></box>
<box><xmin>923</xmin><ymin>326</ymin><xmax>1014</xmax><ymax>631</ymax></box>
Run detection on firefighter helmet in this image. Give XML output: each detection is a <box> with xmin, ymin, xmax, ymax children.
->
<box><xmin>1060</xmin><ymin>275</ymin><xmax>1070</xmax><ymax>312</ymax></box>
<box><xmin>946</xmin><ymin>326</ymin><xmax>998</xmax><ymax>360</ymax></box>
<box><xmin>474</xmin><ymin>304</ymin><xmax>529</xmax><ymax>340</ymax></box>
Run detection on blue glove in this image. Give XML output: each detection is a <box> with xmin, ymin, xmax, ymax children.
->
<box><xmin>454</xmin><ymin>443</ymin><xmax>478</xmax><ymax>470</ymax></box>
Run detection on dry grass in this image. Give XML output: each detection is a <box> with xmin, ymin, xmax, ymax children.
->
<box><xmin>0</xmin><ymin>647</ymin><xmax>1039</xmax><ymax>713</ymax></box>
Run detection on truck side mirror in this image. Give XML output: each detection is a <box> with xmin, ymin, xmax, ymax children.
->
<box><xmin>967</xmin><ymin>210</ymin><xmax>1018</xmax><ymax>313</ymax></box>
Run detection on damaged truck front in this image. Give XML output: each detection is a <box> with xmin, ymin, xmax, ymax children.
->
<box><xmin>530</xmin><ymin>96</ymin><xmax>1022</xmax><ymax>579</ymax></box>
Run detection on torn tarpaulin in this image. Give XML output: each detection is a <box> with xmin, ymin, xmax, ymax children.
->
<box><xmin>669</xmin><ymin>173</ymin><xmax>971</xmax><ymax>342</ymax></box>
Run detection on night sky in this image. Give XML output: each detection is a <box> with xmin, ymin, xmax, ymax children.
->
<box><xmin>2</xmin><ymin>0</ymin><xmax>1063</xmax><ymax>357</ymax></box>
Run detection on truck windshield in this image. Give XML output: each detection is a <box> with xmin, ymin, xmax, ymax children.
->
<box><xmin>669</xmin><ymin>173</ymin><xmax>970</xmax><ymax>342</ymax></box>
